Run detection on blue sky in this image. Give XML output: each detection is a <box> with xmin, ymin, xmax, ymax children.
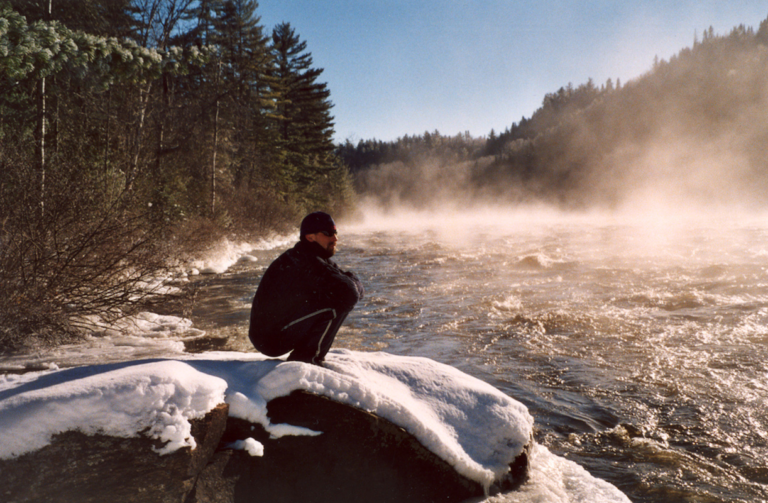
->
<box><xmin>256</xmin><ymin>1</ymin><xmax>768</xmax><ymax>143</ymax></box>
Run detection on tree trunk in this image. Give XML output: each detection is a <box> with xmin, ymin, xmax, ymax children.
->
<box><xmin>211</xmin><ymin>97</ymin><xmax>219</xmax><ymax>216</ymax></box>
<box><xmin>210</xmin><ymin>59</ymin><xmax>222</xmax><ymax>217</ymax></box>
<box><xmin>103</xmin><ymin>87</ymin><xmax>111</xmax><ymax>195</ymax></box>
<box><xmin>126</xmin><ymin>83</ymin><xmax>152</xmax><ymax>193</ymax></box>
<box><xmin>36</xmin><ymin>0</ymin><xmax>53</xmax><ymax>219</ymax></box>
<box><xmin>36</xmin><ymin>76</ymin><xmax>46</xmax><ymax>219</ymax></box>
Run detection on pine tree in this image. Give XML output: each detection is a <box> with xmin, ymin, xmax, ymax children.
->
<box><xmin>9</xmin><ymin>0</ymin><xmax>135</xmax><ymax>37</ymax></box>
<box><xmin>269</xmin><ymin>22</ymin><xmax>336</xmax><ymax>197</ymax></box>
<box><xmin>210</xmin><ymin>0</ymin><xmax>275</xmax><ymax>192</ymax></box>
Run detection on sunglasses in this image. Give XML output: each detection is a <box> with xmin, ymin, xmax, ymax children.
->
<box><xmin>319</xmin><ymin>230</ymin><xmax>337</xmax><ymax>237</ymax></box>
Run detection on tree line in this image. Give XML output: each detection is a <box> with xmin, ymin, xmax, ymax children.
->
<box><xmin>0</xmin><ymin>0</ymin><xmax>352</xmax><ymax>351</ymax></box>
<box><xmin>340</xmin><ymin>16</ymin><xmax>768</xmax><ymax>210</ymax></box>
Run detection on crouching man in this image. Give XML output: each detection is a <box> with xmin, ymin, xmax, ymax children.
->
<box><xmin>248</xmin><ymin>212</ymin><xmax>364</xmax><ymax>365</ymax></box>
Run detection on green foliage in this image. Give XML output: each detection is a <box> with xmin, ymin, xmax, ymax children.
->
<box><xmin>0</xmin><ymin>4</ymin><xmax>189</xmax><ymax>84</ymax></box>
<box><xmin>0</xmin><ymin>1</ymin><xmax>353</xmax><ymax>350</ymax></box>
<box><xmin>269</xmin><ymin>22</ymin><xmax>338</xmax><ymax>199</ymax></box>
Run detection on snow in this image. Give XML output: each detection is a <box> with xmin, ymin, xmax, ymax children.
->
<box><xmin>0</xmin><ymin>360</ymin><xmax>228</xmax><ymax>457</ymax></box>
<box><xmin>471</xmin><ymin>444</ymin><xmax>631</xmax><ymax>503</ymax></box>
<box><xmin>0</xmin><ymin>349</ymin><xmax>532</xmax><ymax>492</ymax></box>
<box><xmin>0</xmin><ymin>313</ymin><xmax>197</xmax><ymax>374</ymax></box>
<box><xmin>86</xmin><ymin>312</ymin><xmax>204</xmax><ymax>340</ymax></box>
<box><xmin>0</xmin><ymin>346</ymin><xmax>631</xmax><ymax>501</ymax></box>
<box><xmin>228</xmin><ymin>437</ymin><xmax>264</xmax><ymax>457</ymax></box>
<box><xmin>187</xmin><ymin>235</ymin><xmax>293</xmax><ymax>275</ymax></box>
<box><xmin>255</xmin><ymin>350</ymin><xmax>534</xmax><ymax>486</ymax></box>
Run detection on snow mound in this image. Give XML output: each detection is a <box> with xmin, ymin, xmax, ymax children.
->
<box><xmin>0</xmin><ymin>349</ymin><xmax>532</xmax><ymax>490</ymax></box>
<box><xmin>0</xmin><ymin>360</ymin><xmax>227</xmax><ymax>458</ymax></box>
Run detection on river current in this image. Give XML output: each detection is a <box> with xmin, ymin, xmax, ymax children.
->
<box><xmin>186</xmin><ymin>208</ymin><xmax>768</xmax><ymax>503</ymax></box>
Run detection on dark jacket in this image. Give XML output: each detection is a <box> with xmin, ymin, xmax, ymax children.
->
<box><xmin>249</xmin><ymin>240</ymin><xmax>364</xmax><ymax>337</ymax></box>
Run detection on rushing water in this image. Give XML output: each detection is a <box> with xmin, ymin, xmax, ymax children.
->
<box><xmin>186</xmin><ymin>209</ymin><xmax>768</xmax><ymax>503</ymax></box>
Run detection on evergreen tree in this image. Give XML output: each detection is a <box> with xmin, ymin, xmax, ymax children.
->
<box><xmin>0</xmin><ymin>3</ymin><xmax>212</xmax><ymax>349</ymax></box>
<box><xmin>8</xmin><ymin>0</ymin><xmax>136</xmax><ymax>37</ymax></box>
<box><xmin>210</xmin><ymin>0</ymin><xmax>275</xmax><ymax>192</ymax></box>
<box><xmin>269</xmin><ymin>22</ymin><xmax>336</xmax><ymax>197</ymax></box>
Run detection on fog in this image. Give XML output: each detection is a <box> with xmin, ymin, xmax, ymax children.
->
<box><xmin>343</xmin><ymin>201</ymin><xmax>768</xmax><ymax>276</ymax></box>
<box><xmin>349</xmin><ymin>23</ymin><xmax>768</xmax><ymax>223</ymax></box>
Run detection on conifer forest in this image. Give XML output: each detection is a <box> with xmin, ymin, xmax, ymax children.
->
<box><xmin>0</xmin><ymin>0</ymin><xmax>350</xmax><ymax>348</ymax></box>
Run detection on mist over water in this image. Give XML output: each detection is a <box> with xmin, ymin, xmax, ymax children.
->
<box><xmin>331</xmin><ymin>205</ymin><xmax>768</xmax><ymax>502</ymax></box>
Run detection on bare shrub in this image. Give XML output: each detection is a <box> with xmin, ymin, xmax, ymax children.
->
<box><xmin>0</xmin><ymin>157</ymin><xmax>176</xmax><ymax>353</ymax></box>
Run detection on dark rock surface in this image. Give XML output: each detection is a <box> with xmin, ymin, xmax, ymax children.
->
<box><xmin>1</xmin><ymin>391</ymin><xmax>530</xmax><ymax>503</ymax></box>
<box><xmin>0</xmin><ymin>403</ymin><xmax>229</xmax><ymax>503</ymax></box>
<box><xmin>191</xmin><ymin>390</ymin><xmax>530</xmax><ymax>503</ymax></box>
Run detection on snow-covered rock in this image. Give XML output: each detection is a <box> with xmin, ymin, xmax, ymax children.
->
<box><xmin>0</xmin><ymin>350</ymin><xmax>533</xmax><ymax>502</ymax></box>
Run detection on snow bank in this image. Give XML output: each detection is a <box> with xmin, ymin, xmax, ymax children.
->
<box><xmin>0</xmin><ymin>313</ymin><xmax>202</xmax><ymax>375</ymax></box>
<box><xmin>188</xmin><ymin>235</ymin><xmax>294</xmax><ymax>275</ymax></box>
<box><xmin>87</xmin><ymin>312</ymin><xmax>203</xmax><ymax>339</ymax></box>
<box><xmin>0</xmin><ymin>360</ymin><xmax>228</xmax><ymax>458</ymax></box>
<box><xmin>0</xmin><ymin>349</ymin><xmax>531</xmax><ymax>490</ymax></box>
<box><xmin>189</xmin><ymin>239</ymin><xmax>255</xmax><ymax>275</ymax></box>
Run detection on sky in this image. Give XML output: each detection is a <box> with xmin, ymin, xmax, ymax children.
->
<box><xmin>255</xmin><ymin>1</ymin><xmax>768</xmax><ymax>143</ymax></box>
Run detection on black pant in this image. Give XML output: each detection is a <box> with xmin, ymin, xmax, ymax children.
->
<box><xmin>251</xmin><ymin>307</ymin><xmax>351</xmax><ymax>363</ymax></box>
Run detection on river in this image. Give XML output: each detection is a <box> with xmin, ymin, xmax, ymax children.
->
<box><xmin>185</xmin><ymin>207</ymin><xmax>768</xmax><ymax>503</ymax></box>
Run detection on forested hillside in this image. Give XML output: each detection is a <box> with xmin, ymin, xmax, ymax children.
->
<box><xmin>341</xmin><ymin>17</ymin><xmax>768</xmax><ymax>211</ymax></box>
<box><xmin>0</xmin><ymin>0</ymin><xmax>351</xmax><ymax>349</ymax></box>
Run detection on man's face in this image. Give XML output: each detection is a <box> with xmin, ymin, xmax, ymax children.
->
<box><xmin>306</xmin><ymin>231</ymin><xmax>338</xmax><ymax>256</ymax></box>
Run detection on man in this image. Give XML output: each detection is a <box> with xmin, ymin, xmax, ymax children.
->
<box><xmin>248</xmin><ymin>212</ymin><xmax>364</xmax><ymax>365</ymax></box>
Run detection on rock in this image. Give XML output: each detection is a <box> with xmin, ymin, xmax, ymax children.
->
<box><xmin>189</xmin><ymin>390</ymin><xmax>530</xmax><ymax>503</ymax></box>
<box><xmin>0</xmin><ymin>392</ymin><xmax>530</xmax><ymax>503</ymax></box>
<box><xmin>0</xmin><ymin>403</ymin><xmax>229</xmax><ymax>503</ymax></box>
